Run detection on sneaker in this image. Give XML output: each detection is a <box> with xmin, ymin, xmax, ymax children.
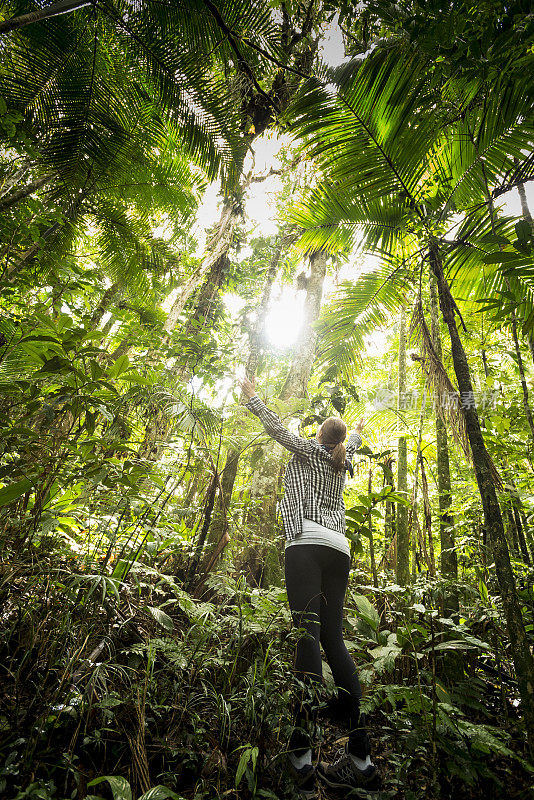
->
<box><xmin>317</xmin><ymin>748</ymin><xmax>378</xmax><ymax>791</ymax></box>
<box><xmin>288</xmin><ymin>762</ymin><xmax>320</xmax><ymax>799</ymax></box>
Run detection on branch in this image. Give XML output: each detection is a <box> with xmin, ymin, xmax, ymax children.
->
<box><xmin>201</xmin><ymin>0</ymin><xmax>280</xmax><ymax>113</ymax></box>
<box><xmin>0</xmin><ymin>173</ymin><xmax>54</xmax><ymax>211</ymax></box>
<box><xmin>0</xmin><ymin>0</ymin><xmax>91</xmax><ymax>35</ymax></box>
<box><xmin>492</xmin><ymin>176</ymin><xmax>534</xmax><ymax>200</ymax></box>
<box><xmin>249</xmin><ymin>166</ymin><xmax>282</xmax><ymax>183</ymax></box>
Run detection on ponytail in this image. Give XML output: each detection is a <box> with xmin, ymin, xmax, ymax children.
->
<box><xmin>331</xmin><ymin>442</ymin><xmax>346</xmax><ymax>473</ymax></box>
<box><xmin>320</xmin><ymin>416</ymin><xmax>348</xmax><ymax>473</ymax></box>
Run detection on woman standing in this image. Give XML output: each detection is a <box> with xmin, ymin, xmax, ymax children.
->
<box><xmin>239</xmin><ymin>377</ymin><xmax>377</xmax><ymax>799</ymax></box>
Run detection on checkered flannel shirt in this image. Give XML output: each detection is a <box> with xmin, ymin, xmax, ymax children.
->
<box><xmin>245</xmin><ymin>395</ymin><xmax>361</xmax><ymax>541</ymax></box>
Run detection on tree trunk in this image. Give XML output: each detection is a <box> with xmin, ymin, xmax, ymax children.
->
<box><xmin>138</xmin><ymin>189</ymin><xmax>248</xmax><ymax>460</ymax></box>
<box><xmin>188</xmin><ymin>254</ymin><xmax>230</xmax><ymax>332</ymax></box>
<box><xmin>410</xmin><ymin>383</ymin><xmax>428</xmax><ymax>579</ymax></box>
<box><xmin>516</xmin><ymin>183</ymin><xmax>534</xmax><ymax>369</ymax></box>
<box><xmin>0</xmin><ymin>165</ymin><xmax>29</xmax><ymax>199</ymax></box>
<box><xmin>395</xmin><ymin>306</ymin><xmax>410</xmax><ymax>586</ymax></box>
<box><xmin>368</xmin><ymin>465</ymin><xmax>378</xmax><ymax>588</ymax></box>
<box><xmin>430</xmin><ymin>240</ymin><xmax>534</xmax><ymax>755</ymax></box>
<box><xmin>383</xmin><ymin>352</ymin><xmax>397</xmax><ymax>567</ymax></box>
<box><xmin>429</xmin><ymin>274</ymin><xmax>458</xmax><ymax>613</ymax></box>
<box><xmin>0</xmin><ymin>0</ymin><xmax>91</xmax><ymax>36</ymax></box>
<box><xmin>163</xmin><ymin>192</ymin><xmax>246</xmax><ymax>338</ymax></box>
<box><xmin>511</xmin><ymin>316</ymin><xmax>534</xmax><ymax>446</ymax></box>
<box><xmin>420</xmin><ymin>453</ymin><xmax>435</xmax><ymax>575</ymax></box>
<box><xmin>0</xmin><ymin>174</ymin><xmax>54</xmax><ymax>212</ymax></box>
<box><xmin>90</xmin><ymin>282</ymin><xmax>120</xmax><ymax>328</ymax></box>
<box><xmin>383</xmin><ymin>455</ymin><xmax>396</xmax><ymax>569</ymax></box>
<box><xmin>517</xmin><ymin>182</ymin><xmax>533</xmax><ymax>229</ymax></box>
<box><xmin>280</xmin><ymin>250</ymin><xmax>328</xmax><ymax>400</ymax></box>
<box><xmin>206</xmin><ymin>237</ymin><xmax>283</xmax><ymax>556</ymax></box>
<box><xmin>506</xmin><ymin>472</ymin><xmax>532</xmax><ymax>565</ymax></box>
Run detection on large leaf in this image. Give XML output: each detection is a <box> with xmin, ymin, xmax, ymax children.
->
<box><xmin>0</xmin><ymin>478</ymin><xmax>32</xmax><ymax>507</ymax></box>
<box><xmin>147</xmin><ymin>606</ymin><xmax>174</xmax><ymax>632</ymax></box>
<box><xmin>87</xmin><ymin>776</ymin><xmax>132</xmax><ymax>800</ymax></box>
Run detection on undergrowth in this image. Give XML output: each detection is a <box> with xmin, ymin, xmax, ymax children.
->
<box><xmin>1</xmin><ymin>553</ymin><xmax>533</xmax><ymax>800</ymax></box>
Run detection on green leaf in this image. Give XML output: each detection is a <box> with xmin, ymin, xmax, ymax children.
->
<box><xmin>34</xmin><ymin>355</ymin><xmax>72</xmax><ymax>374</ymax></box>
<box><xmin>481</xmin><ymin>251</ymin><xmax>521</xmax><ymax>264</ymax></box>
<box><xmin>353</xmin><ymin>594</ymin><xmax>380</xmax><ymax>631</ymax></box>
<box><xmin>138</xmin><ymin>787</ymin><xmax>187</xmax><ymax>800</ymax></box>
<box><xmin>109</xmin><ymin>354</ymin><xmax>130</xmax><ymax>378</ymax></box>
<box><xmin>0</xmin><ymin>478</ymin><xmax>32</xmax><ymax>507</ymax></box>
<box><xmin>19</xmin><ymin>334</ymin><xmax>61</xmax><ymax>345</ymax></box>
<box><xmin>87</xmin><ymin>776</ymin><xmax>132</xmax><ymax>800</ymax></box>
<box><xmin>90</xmin><ymin>360</ymin><xmax>104</xmax><ymax>380</ymax></box>
<box><xmin>431</xmin><ymin>640</ymin><xmax>480</xmax><ymax>651</ymax></box>
<box><xmin>121</xmin><ymin>371</ymin><xmax>152</xmax><ymax>385</ymax></box>
<box><xmin>147</xmin><ymin>606</ymin><xmax>174</xmax><ymax>631</ymax></box>
<box><xmin>515</xmin><ymin>219</ymin><xmax>532</xmax><ymax>244</ymax></box>
<box><xmin>235</xmin><ymin>747</ymin><xmax>256</xmax><ymax>787</ymax></box>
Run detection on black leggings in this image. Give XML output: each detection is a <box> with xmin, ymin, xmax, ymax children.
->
<box><xmin>285</xmin><ymin>544</ymin><xmax>367</xmax><ymax>756</ymax></box>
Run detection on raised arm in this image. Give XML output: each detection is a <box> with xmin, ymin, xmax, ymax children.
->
<box><xmin>245</xmin><ymin>395</ymin><xmax>316</xmax><ymax>459</ymax></box>
<box><xmin>239</xmin><ymin>376</ymin><xmax>315</xmax><ymax>459</ymax></box>
<box><xmin>346</xmin><ymin>431</ymin><xmax>362</xmax><ymax>460</ymax></box>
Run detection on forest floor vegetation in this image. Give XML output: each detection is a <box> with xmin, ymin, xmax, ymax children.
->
<box><xmin>1</xmin><ymin>548</ymin><xmax>532</xmax><ymax>800</ymax></box>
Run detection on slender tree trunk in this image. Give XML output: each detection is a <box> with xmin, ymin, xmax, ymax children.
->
<box><xmin>0</xmin><ymin>165</ymin><xmax>29</xmax><ymax>199</ymax></box>
<box><xmin>0</xmin><ymin>174</ymin><xmax>54</xmax><ymax>212</ymax></box>
<box><xmin>0</xmin><ymin>0</ymin><xmax>91</xmax><ymax>36</ymax></box>
<box><xmin>368</xmin><ymin>465</ymin><xmax>378</xmax><ymax>588</ymax></box>
<box><xmin>383</xmin><ymin>352</ymin><xmax>397</xmax><ymax>566</ymax></box>
<box><xmin>429</xmin><ymin>274</ymin><xmax>458</xmax><ymax>613</ymax></box>
<box><xmin>396</xmin><ymin>306</ymin><xmax>410</xmax><ymax>586</ymax></box>
<box><xmin>206</xmin><ymin>238</ymin><xmax>283</xmax><ymax>557</ymax></box>
<box><xmin>163</xmin><ymin>192</ymin><xmax>247</xmax><ymax>338</ymax></box>
<box><xmin>506</xmin><ymin>472</ymin><xmax>532</xmax><ymax>565</ymax></box>
<box><xmin>517</xmin><ymin>182</ymin><xmax>533</xmax><ymax>229</ymax></box>
<box><xmin>383</xmin><ymin>456</ymin><xmax>396</xmax><ymax>569</ymax></box>
<box><xmin>187</xmin><ymin>254</ymin><xmax>230</xmax><ymax>332</ymax></box>
<box><xmin>109</xmin><ymin>337</ymin><xmax>132</xmax><ymax>362</ymax></box>
<box><xmin>138</xmin><ymin>188</ymin><xmax>248</xmax><ymax>460</ymax></box>
<box><xmin>430</xmin><ymin>240</ymin><xmax>534</xmax><ymax>754</ymax></box>
<box><xmin>516</xmin><ymin>183</ymin><xmax>534</xmax><ymax>368</ymax></box>
<box><xmin>411</xmin><ymin>383</ymin><xmax>428</xmax><ymax>579</ymax></box>
<box><xmin>420</xmin><ymin>455</ymin><xmax>435</xmax><ymax>575</ymax></box>
<box><xmin>511</xmin><ymin>317</ymin><xmax>534</xmax><ymax>446</ymax></box>
<box><xmin>505</xmin><ymin>506</ymin><xmax>520</xmax><ymax>556</ymax></box>
<box><xmin>280</xmin><ymin>250</ymin><xmax>328</xmax><ymax>400</ymax></box>
<box><xmin>90</xmin><ymin>282</ymin><xmax>120</xmax><ymax>328</ymax></box>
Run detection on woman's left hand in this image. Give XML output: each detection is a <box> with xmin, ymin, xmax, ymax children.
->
<box><xmin>238</xmin><ymin>375</ymin><xmax>257</xmax><ymax>400</ymax></box>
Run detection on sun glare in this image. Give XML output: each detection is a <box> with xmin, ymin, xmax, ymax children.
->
<box><xmin>264</xmin><ymin>286</ymin><xmax>305</xmax><ymax>348</ymax></box>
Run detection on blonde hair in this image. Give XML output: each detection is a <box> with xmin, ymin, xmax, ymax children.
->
<box><xmin>320</xmin><ymin>416</ymin><xmax>347</xmax><ymax>472</ymax></box>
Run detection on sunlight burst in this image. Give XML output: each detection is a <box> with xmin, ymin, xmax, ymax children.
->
<box><xmin>265</xmin><ymin>287</ymin><xmax>305</xmax><ymax>348</ymax></box>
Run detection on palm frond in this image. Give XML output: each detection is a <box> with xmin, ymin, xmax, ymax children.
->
<box><xmin>317</xmin><ymin>257</ymin><xmax>414</xmax><ymax>380</ymax></box>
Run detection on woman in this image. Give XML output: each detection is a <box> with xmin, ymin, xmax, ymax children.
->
<box><xmin>239</xmin><ymin>376</ymin><xmax>377</xmax><ymax>799</ymax></box>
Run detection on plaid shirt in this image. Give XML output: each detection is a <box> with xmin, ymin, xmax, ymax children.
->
<box><xmin>245</xmin><ymin>396</ymin><xmax>361</xmax><ymax>541</ymax></box>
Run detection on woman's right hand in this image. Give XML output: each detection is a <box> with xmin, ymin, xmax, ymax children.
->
<box><xmin>238</xmin><ymin>375</ymin><xmax>257</xmax><ymax>400</ymax></box>
<box><xmin>355</xmin><ymin>417</ymin><xmax>365</xmax><ymax>434</ymax></box>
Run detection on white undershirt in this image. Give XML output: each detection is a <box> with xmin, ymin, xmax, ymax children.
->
<box><xmin>285</xmin><ymin>518</ymin><xmax>350</xmax><ymax>557</ymax></box>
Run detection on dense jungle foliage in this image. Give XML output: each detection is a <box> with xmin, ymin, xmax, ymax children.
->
<box><xmin>1</xmin><ymin>0</ymin><xmax>534</xmax><ymax>798</ymax></box>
